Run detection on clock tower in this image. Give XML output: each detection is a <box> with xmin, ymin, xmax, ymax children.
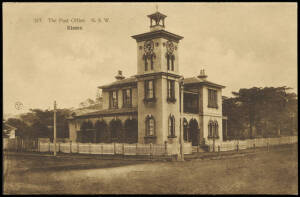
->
<box><xmin>132</xmin><ymin>11</ymin><xmax>184</xmax><ymax>145</ymax></box>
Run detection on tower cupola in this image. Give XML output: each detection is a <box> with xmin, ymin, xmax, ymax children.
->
<box><xmin>147</xmin><ymin>10</ymin><xmax>167</xmax><ymax>31</ymax></box>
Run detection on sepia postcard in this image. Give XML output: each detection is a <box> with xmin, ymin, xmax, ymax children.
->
<box><xmin>3</xmin><ymin>2</ymin><xmax>298</xmax><ymax>195</ymax></box>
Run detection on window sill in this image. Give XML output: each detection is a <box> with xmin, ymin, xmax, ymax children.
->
<box><xmin>167</xmin><ymin>98</ymin><xmax>176</xmax><ymax>103</ymax></box>
<box><xmin>144</xmin><ymin>135</ymin><xmax>157</xmax><ymax>139</ymax></box>
<box><xmin>208</xmin><ymin>136</ymin><xmax>219</xmax><ymax>139</ymax></box>
<box><xmin>168</xmin><ymin>135</ymin><xmax>177</xmax><ymax>138</ymax></box>
<box><xmin>207</xmin><ymin>105</ymin><xmax>218</xmax><ymax>109</ymax></box>
<box><xmin>143</xmin><ymin>97</ymin><xmax>156</xmax><ymax>104</ymax></box>
<box><xmin>122</xmin><ymin>105</ymin><xmax>132</xmax><ymax>108</ymax></box>
<box><xmin>183</xmin><ymin>111</ymin><xmax>199</xmax><ymax>114</ymax></box>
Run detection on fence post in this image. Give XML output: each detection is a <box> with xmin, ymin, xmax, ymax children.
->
<box><xmin>123</xmin><ymin>143</ymin><xmax>125</xmax><ymax>159</ymax></box>
<box><xmin>253</xmin><ymin>143</ymin><xmax>255</xmax><ymax>152</ymax></box>
<box><xmin>236</xmin><ymin>144</ymin><xmax>239</xmax><ymax>152</ymax></box>
<box><xmin>164</xmin><ymin>141</ymin><xmax>168</xmax><ymax>156</ymax></box>
<box><xmin>114</xmin><ymin>142</ymin><xmax>116</xmax><ymax>155</ymax></box>
<box><xmin>77</xmin><ymin>142</ymin><xmax>80</xmax><ymax>153</ymax></box>
<box><xmin>70</xmin><ymin>141</ymin><xmax>72</xmax><ymax>153</ymax></box>
<box><xmin>38</xmin><ymin>140</ymin><xmax>40</xmax><ymax>152</ymax></box>
<box><xmin>218</xmin><ymin>145</ymin><xmax>220</xmax><ymax>153</ymax></box>
<box><xmin>150</xmin><ymin>143</ymin><xmax>152</xmax><ymax>160</ymax></box>
<box><xmin>101</xmin><ymin>144</ymin><xmax>104</xmax><ymax>157</ymax></box>
<box><xmin>136</xmin><ymin>143</ymin><xmax>138</xmax><ymax>156</ymax></box>
<box><xmin>48</xmin><ymin>141</ymin><xmax>50</xmax><ymax>153</ymax></box>
<box><xmin>89</xmin><ymin>143</ymin><xmax>91</xmax><ymax>154</ymax></box>
<box><xmin>58</xmin><ymin>142</ymin><xmax>61</xmax><ymax>153</ymax></box>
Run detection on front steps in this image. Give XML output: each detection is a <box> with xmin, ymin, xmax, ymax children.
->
<box><xmin>192</xmin><ymin>146</ymin><xmax>209</xmax><ymax>153</ymax></box>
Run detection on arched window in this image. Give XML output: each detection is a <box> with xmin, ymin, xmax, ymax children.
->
<box><xmin>166</xmin><ymin>53</ymin><xmax>175</xmax><ymax>71</ymax></box>
<box><xmin>150</xmin><ymin>53</ymin><xmax>156</xmax><ymax>70</ymax></box>
<box><xmin>171</xmin><ymin>55</ymin><xmax>175</xmax><ymax>71</ymax></box>
<box><xmin>208</xmin><ymin>121</ymin><xmax>214</xmax><ymax>138</ymax></box>
<box><xmin>143</xmin><ymin>54</ymin><xmax>148</xmax><ymax>71</ymax></box>
<box><xmin>166</xmin><ymin>53</ymin><xmax>170</xmax><ymax>70</ymax></box>
<box><xmin>214</xmin><ymin>121</ymin><xmax>219</xmax><ymax>138</ymax></box>
<box><xmin>145</xmin><ymin>115</ymin><xmax>155</xmax><ymax>136</ymax></box>
<box><xmin>183</xmin><ymin>118</ymin><xmax>188</xmax><ymax>141</ymax></box>
<box><xmin>168</xmin><ymin>115</ymin><xmax>175</xmax><ymax>137</ymax></box>
<box><xmin>208</xmin><ymin>120</ymin><xmax>219</xmax><ymax>139</ymax></box>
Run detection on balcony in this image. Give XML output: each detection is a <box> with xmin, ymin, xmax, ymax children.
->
<box><xmin>183</xmin><ymin>92</ymin><xmax>199</xmax><ymax>114</ymax></box>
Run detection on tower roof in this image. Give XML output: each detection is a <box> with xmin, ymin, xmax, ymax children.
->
<box><xmin>132</xmin><ymin>29</ymin><xmax>183</xmax><ymax>43</ymax></box>
<box><xmin>147</xmin><ymin>11</ymin><xmax>167</xmax><ymax>20</ymax></box>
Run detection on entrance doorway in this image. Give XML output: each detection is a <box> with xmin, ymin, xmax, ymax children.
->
<box><xmin>189</xmin><ymin>119</ymin><xmax>200</xmax><ymax>146</ymax></box>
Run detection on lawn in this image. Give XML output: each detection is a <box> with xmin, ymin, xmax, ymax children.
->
<box><xmin>3</xmin><ymin>146</ymin><xmax>298</xmax><ymax>194</ymax></box>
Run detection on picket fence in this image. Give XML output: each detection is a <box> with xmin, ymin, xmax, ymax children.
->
<box><xmin>3</xmin><ymin>136</ymin><xmax>297</xmax><ymax>155</ymax></box>
<box><xmin>3</xmin><ymin>138</ymin><xmax>191</xmax><ymax>156</ymax></box>
<box><xmin>206</xmin><ymin>136</ymin><xmax>298</xmax><ymax>152</ymax></box>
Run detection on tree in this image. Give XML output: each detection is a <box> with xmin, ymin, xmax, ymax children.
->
<box><xmin>5</xmin><ymin>118</ymin><xmax>29</xmax><ymax>138</ymax></box>
<box><xmin>224</xmin><ymin>86</ymin><xmax>297</xmax><ymax>139</ymax></box>
<box><xmin>7</xmin><ymin>108</ymin><xmax>71</xmax><ymax>140</ymax></box>
<box><xmin>232</xmin><ymin>87</ymin><xmax>262</xmax><ymax>139</ymax></box>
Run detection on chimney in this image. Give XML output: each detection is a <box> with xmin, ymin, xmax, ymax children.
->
<box><xmin>115</xmin><ymin>70</ymin><xmax>125</xmax><ymax>80</ymax></box>
<box><xmin>197</xmin><ymin>69</ymin><xmax>208</xmax><ymax>79</ymax></box>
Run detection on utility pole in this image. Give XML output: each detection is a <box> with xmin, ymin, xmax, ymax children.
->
<box><xmin>54</xmin><ymin>101</ymin><xmax>57</xmax><ymax>156</ymax></box>
<box><xmin>213</xmin><ymin>128</ymin><xmax>215</xmax><ymax>152</ymax></box>
<box><xmin>178</xmin><ymin>77</ymin><xmax>184</xmax><ymax>161</ymax></box>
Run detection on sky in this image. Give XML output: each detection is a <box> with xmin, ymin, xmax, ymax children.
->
<box><xmin>3</xmin><ymin>2</ymin><xmax>297</xmax><ymax>116</ymax></box>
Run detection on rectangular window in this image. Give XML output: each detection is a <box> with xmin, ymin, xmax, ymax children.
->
<box><xmin>109</xmin><ymin>90</ymin><xmax>118</xmax><ymax>109</ymax></box>
<box><xmin>208</xmin><ymin>89</ymin><xmax>218</xmax><ymax>108</ymax></box>
<box><xmin>122</xmin><ymin>89</ymin><xmax>132</xmax><ymax>107</ymax></box>
<box><xmin>145</xmin><ymin>80</ymin><xmax>155</xmax><ymax>99</ymax></box>
<box><xmin>167</xmin><ymin>80</ymin><xmax>175</xmax><ymax>101</ymax></box>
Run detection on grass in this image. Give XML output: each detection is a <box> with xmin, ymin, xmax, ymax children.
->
<box><xmin>3</xmin><ymin>145</ymin><xmax>298</xmax><ymax>194</ymax></box>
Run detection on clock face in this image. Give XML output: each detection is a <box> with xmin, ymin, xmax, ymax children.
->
<box><xmin>166</xmin><ymin>41</ymin><xmax>174</xmax><ymax>53</ymax></box>
<box><xmin>144</xmin><ymin>40</ymin><xmax>154</xmax><ymax>54</ymax></box>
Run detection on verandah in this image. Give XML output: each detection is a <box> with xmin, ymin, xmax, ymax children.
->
<box><xmin>77</xmin><ymin>118</ymin><xmax>138</xmax><ymax>143</ymax></box>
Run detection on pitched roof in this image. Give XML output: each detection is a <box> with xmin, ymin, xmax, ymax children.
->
<box><xmin>98</xmin><ymin>77</ymin><xmax>137</xmax><ymax>89</ymax></box>
<box><xmin>184</xmin><ymin>77</ymin><xmax>225</xmax><ymax>89</ymax></box>
<box><xmin>97</xmin><ymin>75</ymin><xmax>224</xmax><ymax>90</ymax></box>
<box><xmin>3</xmin><ymin>123</ymin><xmax>17</xmax><ymax>130</ymax></box>
<box><xmin>69</xmin><ymin>107</ymin><xmax>138</xmax><ymax>119</ymax></box>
